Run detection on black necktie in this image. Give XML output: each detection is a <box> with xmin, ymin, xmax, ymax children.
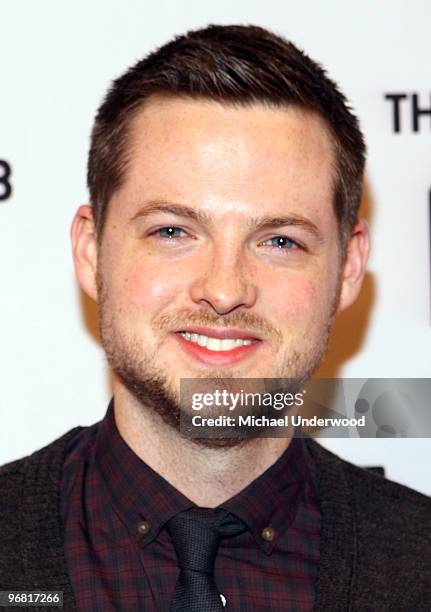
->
<box><xmin>166</xmin><ymin>506</ymin><xmax>247</xmax><ymax>611</ymax></box>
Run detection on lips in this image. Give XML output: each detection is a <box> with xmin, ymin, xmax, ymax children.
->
<box><xmin>176</xmin><ymin>325</ymin><xmax>261</xmax><ymax>341</ymax></box>
<box><xmin>173</xmin><ymin>327</ymin><xmax>262</xmax><ymax>366</ymax></box>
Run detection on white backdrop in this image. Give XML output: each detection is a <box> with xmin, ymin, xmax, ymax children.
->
<box><xmin>0</xmin><ymin>0</ymin><xmax>430</xmax><ymax>494</ymax></box>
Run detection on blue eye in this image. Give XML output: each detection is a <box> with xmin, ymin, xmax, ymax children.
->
<box><xmin>267</xmin><ymin>236</ymin><xmax>297</xmax><ymax>249</ymax></box>
<box><xmin>158</xmin><ymin>226</ymin><xmax>184</xmax><ymax>238</ymax></box>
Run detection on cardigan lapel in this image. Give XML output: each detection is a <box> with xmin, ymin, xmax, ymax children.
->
<box><xmin>306</xmin><ymin>437</ymin><xmax>357</xmax><ymax>612</ymax></box>
<box><xmin>21</xmin><ymin>426</ymin><xmax>82</xmax><ymax>611</ymax></box>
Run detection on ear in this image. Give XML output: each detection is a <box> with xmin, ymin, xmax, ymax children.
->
<box><xmin>337</xmin><ymin>219</ymin><xmax>370</xmax><ymax>313</ymax></box>
<box><xmin>70</xmin><ymin>205</ymin><xmax>99</xmax><ymax>302</ymax></box>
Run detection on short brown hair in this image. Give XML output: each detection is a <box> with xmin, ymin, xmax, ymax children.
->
<box><xmin>88</xmin><ymin>24</ymin><xmax>365</xmax><ymax>247</ymax></box>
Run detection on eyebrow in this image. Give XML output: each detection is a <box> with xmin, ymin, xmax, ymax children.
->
<box><xmin>130</xmin><ymin>201</ymin><xmax>323</xmax><ymax>241</ymax></box>
<box><xmin>130</xmin><ymin>202</ymin><xmax>212</xmax><ymax>226</ymax></box>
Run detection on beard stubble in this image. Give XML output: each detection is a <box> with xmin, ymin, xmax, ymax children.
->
<box><xmin>96</xmin><ymin>268</ymin><xmax>341</xmax><ymax>449</ymax></box>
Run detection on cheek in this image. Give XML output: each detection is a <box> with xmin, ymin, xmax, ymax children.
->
<box><xmin>267</xmin><ymin>276</ymin><xmax>320</xmax><ymax>318</ymax></box>
<box><xmin>123</xmin><ymin>266</ymin><xmax>183</xmax><ymax>308</ymax></box>
<box><xmin>265</xmin><ymin>270</ymin><xmax>336</xmax><ymax>335</ymax></box>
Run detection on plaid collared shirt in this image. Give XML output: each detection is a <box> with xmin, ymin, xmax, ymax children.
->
<box><xmin>60</xmin><ymin>399</ymin><xmax>320</xmax><ymax>611</ymax></box>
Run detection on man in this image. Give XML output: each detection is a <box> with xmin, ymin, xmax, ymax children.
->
<box><xmin>0</xmin><ymin>24</ymin><xmax>430</xmax><ymax>612</ymax></box>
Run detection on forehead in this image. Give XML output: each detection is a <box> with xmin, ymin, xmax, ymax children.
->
<box><xmin>109</xmin><ymin>96</ymin><xmax>337</xmax><ymax>224</ymax></box>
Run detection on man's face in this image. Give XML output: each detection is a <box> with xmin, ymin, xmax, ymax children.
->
<box><xmin>75</xmin><ymin>97</ymin><xmax>363</xmax><ymax>434</ymax></box>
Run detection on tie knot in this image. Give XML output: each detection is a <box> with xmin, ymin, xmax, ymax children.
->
<box><xmin>166</xmin><ymin>507</ymin><xmax>245</xmax><ymax>574</ymax></box>
<box><xmin>166</xmin><ymin>508</ymin><xmax>247</xmax><ymax>611</ymax></box>
<box><xmin>166</xmin><ymin>507</ymin><xmax>225</xmax><ymax>574</ymax></box>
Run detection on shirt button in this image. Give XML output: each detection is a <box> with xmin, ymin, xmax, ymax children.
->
<box><xmin>137</xmin><ymin>520</ymin><xmax>151</xmax><ymax>536</ymax></box>
<box><xmin>261</xmin><ymin>526</ymin><xmax>275</xmax><ymax>542</ymax></box>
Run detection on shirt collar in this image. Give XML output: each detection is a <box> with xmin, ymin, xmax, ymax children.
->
<box><xmin>96</xmin><ymin>398</ymin><xmax>314</xmax><ymax>554</ymax></box>
<box><xmin>220</xmin><ymin>430</ymin><xmax>314</xmax><ymax>554</ymax></box>
<box><xmin>95</xmin><ymin>399</ymin><xmax>194</xmax><ymax>547</ymax></box>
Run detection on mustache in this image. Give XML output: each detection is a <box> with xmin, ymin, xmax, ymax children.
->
<box><xmin>153</xmin><ymin>308</ymin><xmax>282</xmax><ymax>343</ymax></box>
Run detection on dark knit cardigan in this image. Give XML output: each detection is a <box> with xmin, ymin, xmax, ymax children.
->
<box><xmin>0</xmin><ymin>427</ymin><xmax>430</xmax><ymax>611</ymax></box>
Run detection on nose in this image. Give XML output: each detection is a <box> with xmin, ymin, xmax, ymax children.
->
<box><xmin>189</xmin><ymin>242</ymin><xmax>258</xmax><ymax>315</ymax></box>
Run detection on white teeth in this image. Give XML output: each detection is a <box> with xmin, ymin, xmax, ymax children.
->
<box><xmin>219</xmin><ymin>339</ymin><xmax>237</xmax><ymax>351</ymax></box>
<box><xmin>206</xmin><ymin>337</ymin><xmax>221</xmax><ymax>351</ymax></box>
<box><xmin>180</xmin><ymin>332</ymin><xmax>256</xmax><ymax>351</ymax></box>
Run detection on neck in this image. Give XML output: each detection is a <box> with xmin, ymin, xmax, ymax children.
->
<box><xmin>113</xmin><ymin>384</ymin><xmax>292</xmax><ymax>507</ymax></box>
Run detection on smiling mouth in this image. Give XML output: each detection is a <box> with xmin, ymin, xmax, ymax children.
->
<box><xmin>177</xmin><ymin>331</ymin><xmax>259</xmax><ymax>352</ymax></box>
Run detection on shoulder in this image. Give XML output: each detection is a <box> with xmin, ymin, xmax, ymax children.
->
<box><xmin>306</xmin><ymin>437</ymin><xmax>431</xmax><ymax>584</ymax></box>
<box><xmin>0</xmin><ymin>426</ymin><xmax>85</xmax><ymax>519</ymax></box>
<box><xmin>0</xmin><ymin>426</ymin><xmax>84</xmax><ymax>480</ymax></box>
<box><xmin>305</xmin><ymin>437</ymin><xmax>431</xmax><ymax>604</ymax></box>
<box><xmin>306</xmin><ymin>437</ymin><xmax>431</xmax><ymax>528</ymax></box>
<box><xmin>0</xmin><ymin>426</ymin><xmax>85</xmax><ymax>585</ymax></box>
